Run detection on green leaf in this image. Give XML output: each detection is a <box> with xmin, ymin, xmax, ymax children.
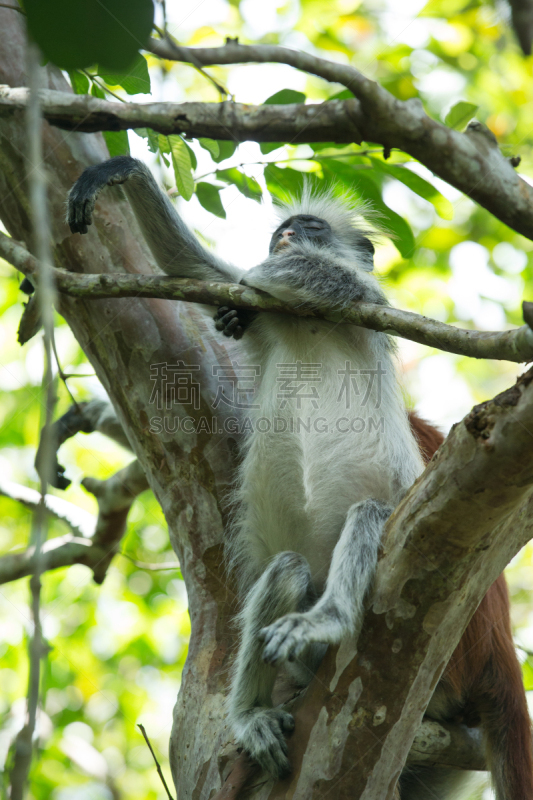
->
<box><xmin>184</xmin><ymin>141</ymin><xmax>198</xmax><ymax>171</ymax></box>
<box><xmin>369</xmin><ymin>158</ymin><xmax>453</xmax><ymax>221</ymax></box>
<box><xmin>328</xmin><ymin>89</ymin><xmax>355</xmax><ymax>100</ymax></box>
<box><xmin>264</xmin><ymin>89</ymin><xmax>306</xmax><ymax>105</ymax></box>
<box><xmin>264</xmin><ymin>165</ymin><xmax>295</xmax><ymax>200</ymax></box>
<box><xmin>169</xmin><ymin>135</ymin><xmax>194</xmax><ymax>201</ymax></box>
<box><xmin>311</xmin><ymin>142</ymin><xmax>355</xmax><ymax>152</ymax></box>
<box><xmin>211</xmin><ymin>140</ymin><xmax>238</xmax><ymax>163</ymax></box>
<box><xmin>25</xmin><ymin>0</ymin><xmax>154</xmax><ymax>71</ymax></box>
<box><xmin>263</xmin><ymin>165</ymin><xmax>321</xmax><ymax>202</ymax></box>
<box><xmin>90</xmin><ymin>83</ymin><xmax>105</xmax><ymax>100</ymax></box>
<box><xmin>260</xmin><ymin>142</ymin><xmax>285</xmax><ymax>155</ymax></box>
<box><xmin>68</xmin><ymin>70</ymin><xmax>89</xmax><ymax>95</ymax></box>
<box><xmin>444</xmin><ymin>101</ymin><xmax>478</xmax><ymax>131</ymax></box>
<box><xmin>158</xmin><ymin>134</ymin><xmax>171</xmax><ymax>154</ymax></box>
<box><xmin>146</xmin><ymin>129</ymin><xmax>159</xmax><ymax>154</ymax></box>
<box><xmin>103</xmin><ymin>130</ymin><xmax>130</xmax><ymax>158</ymax></box>
<box><xmin>323</xmin><ymin>160</ymin><xmax>415</xmax><ymax>258</ymax></box>
<box><xmin>198</xmin><ymin>138</ymin><xmax>220</xmax><ymax>159</ymax></box>
<box><xmin>216</xmin><ymin>168</ymin><xmax>262</xmax><ymax>202</ymax></box>
<box><xmin>98</xmin><ymin>53</ymin><xmax>151</xmax><ymax>95</ymax></box>
<box><xmin>196</xmin><ymin>183</ymin><xmax>226</xmax><ymax>219</ymax></box>
<box><xmin>135</xmin><ymin>128</ymin><xmax>160</xmax><ymax>153</ymax></box>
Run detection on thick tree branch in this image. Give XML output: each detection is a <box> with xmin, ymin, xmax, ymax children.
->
<box><xmin>81</xmin><ymin>459</ymin><xmax>149</xmax><ymax>584</ymax></box>
<box><xmin>147</xmin><ymin>37</ymin><xmax>377</xmax><ymax>98</ymax></box>
<box><xmin>0</xmin><ymin>461</ymin><xmax>149</xmax><ymax>586</ymax></box>
<box><xmin>0</xmin><ymin>86</ymin><xmax>361</xmax><ymax>142</ymax></box>
<box><xmin>1</xmin><ymin>46</ymin><xmax>531</xmax><ymax>240</ymax></box>
<box><xmin>214</xmin><ymin>718</ymin><xmax>485</xmax><ymax>799</ymax></box>
<box><xmin>407</xmin><ymin>719</ymin><xmax>485</xmax><ymax>771</ymax></box>
<box><xmin>3</xmin><ymin>231</ymin><xmax>533</xmax><ymax>362</ymax></box>
<box><xmin>0</xmin><ymin>532</ymin><xmax>100</xmax><ymax>584</ymax></box>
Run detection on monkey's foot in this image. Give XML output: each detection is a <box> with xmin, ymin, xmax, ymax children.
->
<box><xmin>233</xmin><ymin>708</ymin><xmax>294</xmax><ymax>779</ymax></box>
<box><xmin>260</xmin><ymin>611</ymin><xmax>337</xmax><ymax>666</ymax></box>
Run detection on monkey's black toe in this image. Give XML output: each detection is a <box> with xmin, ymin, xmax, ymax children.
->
<box><xmin>213</xmin><ymin>307</ymin><xmax>252</xmax><ymax>340</ymax></box>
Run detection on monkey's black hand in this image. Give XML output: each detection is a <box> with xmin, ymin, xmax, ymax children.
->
<box><xmin>20</xmin><ymin>277</ymin><xmax>35</xmax><ymax>295</ymax></box>
<box><xmin>67</xmin><ymin>155</ymin><xmax>138</xmax><ymax>234</ymax></box>
<box><xmin>214</xmin><ymin>307</ymin><xmax>256</xmax><ymax>340</ymax></box>
<box><xmin>35</xmin><ymin>403</ymin><xmax>95</xmax><ymax>490</ymax></box>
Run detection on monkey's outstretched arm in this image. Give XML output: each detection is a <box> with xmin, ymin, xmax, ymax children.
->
<box><xmin>245</xmin><ymin>242</ymin><xmax>386</xmax><ymax>308</ymax></box>
<box><xmin>68</xmin><ymin>156</ymin><xmax>243</xmax><ymax>284</ymax></box>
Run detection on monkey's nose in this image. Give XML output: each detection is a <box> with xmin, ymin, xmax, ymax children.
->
<box><xmin>281</xmin><ymin>229</ymin><xmax>295</xmax><ymax>240</ymax></box>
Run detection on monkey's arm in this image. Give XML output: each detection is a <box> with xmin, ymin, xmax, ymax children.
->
<box><xmin>244</xmin><ymin>242</ymin><xmax>386</xmax><ymax>308</ymax></box>
<box><xmin>68</xmin><ymin>156</ymin><xmax>243</xmax><ymax>283</ymax></box>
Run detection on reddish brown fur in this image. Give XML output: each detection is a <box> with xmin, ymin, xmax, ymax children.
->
<box><xmin>408</xmin><ymin>411</ymin><xmax>533</xmax><ymax>799</ymax></box>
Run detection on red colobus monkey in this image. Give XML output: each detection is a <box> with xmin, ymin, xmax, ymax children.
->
<box><xmin>67</xmin><ymin>157</ymin><xmax>533</xmax><ymax>798</ymax></box>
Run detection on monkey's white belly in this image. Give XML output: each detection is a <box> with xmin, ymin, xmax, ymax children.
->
<box><xmin>236</xmin><ymin>316</ymin><xmax>422</xmax><ymax>589</ymax></box>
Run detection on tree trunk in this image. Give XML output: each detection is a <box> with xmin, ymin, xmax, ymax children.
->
<box><xmin>0</xmin><ymin>11</ymin><xmax>239</xmax><ymax>797</ymax></box>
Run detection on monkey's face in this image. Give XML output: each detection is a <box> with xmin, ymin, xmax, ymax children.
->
<box><xmin>269</xmin><ymin>214</ymin><xmax>333</xmax><ymax>254</ymax></box>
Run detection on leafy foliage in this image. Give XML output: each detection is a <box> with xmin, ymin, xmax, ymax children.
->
<box><xmin>97</xmin><ymin>54</ymin><xmax>151</xmax><ymax>96</ymax></box>
<box><xmin>24</xmin><ymin>0</ymin><xmax>154</xmax><ymax>71</ymax></box>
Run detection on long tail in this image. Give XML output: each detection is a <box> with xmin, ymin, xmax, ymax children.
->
<box><xmin>475</xmin><ymin>579</ymin><xmax>533</xmax><ymax>800</ymax></box>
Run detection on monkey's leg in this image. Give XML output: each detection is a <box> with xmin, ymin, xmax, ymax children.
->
<box><xmin>260</xmin><ymin>499</ymin><xmax>391</xmax><ymax>666</ymax></box>
<box><xmin>229</xmin><ymin>551</ymin><xmax>313</xmax><ymax>779</ymax></box>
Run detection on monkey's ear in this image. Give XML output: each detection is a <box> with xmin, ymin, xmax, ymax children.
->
<box><xmin>359</xmin><ymin>237</ymin><xmax>375</xmax><ymax>257</ymax></box>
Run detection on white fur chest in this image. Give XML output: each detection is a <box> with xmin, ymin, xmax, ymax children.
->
<box><xmin>232</xmin><ymin>315</ymin><xmax>423</xmax><ymax>586</ymax></box>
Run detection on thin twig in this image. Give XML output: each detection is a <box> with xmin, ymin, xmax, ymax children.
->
<box><xmin>137</xmin><ymin>724</ymin><xmax>175</xmax><ymax>800</ymax></box>
<box><xmin>120</xmin><ymin>551</ymin><xmax>181</xmax><ymax>572</ymax></box>
<box><xmin>193</xmin><ymin>150</ymin><xmax>382</xmax><ymax>182</ymax></box>
<box><xmin>50</xmin><ymin>328</ymin><xmax>78</xmax><ymax>407</ymax></box>
<box><xmin>9</xmin><ymin>39</ymin><xmax>57</xmax><ymax>800</ymax></box>
<box><xmin>82</xmin><ymin>70</ymin><xmax>127</xmax><ymax>103</ymax></box>
<box><xmin>152</xmin><ymin>28</ymin><xmax>229</xmax><ymax>99</ymax></box>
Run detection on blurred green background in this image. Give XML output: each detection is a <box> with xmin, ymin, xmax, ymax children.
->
<box><xmin>2</xmin><ymin>0</ymin><xmax>533</xmax><ymax>797</ymax></box>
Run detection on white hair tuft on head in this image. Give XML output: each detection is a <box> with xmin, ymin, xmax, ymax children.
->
<box><xmin>272</xmin><ymin>181</ymin><xmax>384</xmax><ymax>248</ymax></box>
